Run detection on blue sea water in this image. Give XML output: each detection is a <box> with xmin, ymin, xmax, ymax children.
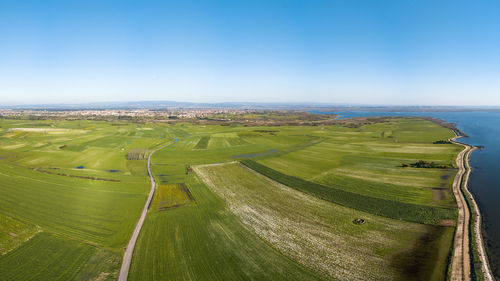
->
<box><xmin>311</xmin><ymin>110</ymin><xmax>500</xmax><ymax>278</ymax></box>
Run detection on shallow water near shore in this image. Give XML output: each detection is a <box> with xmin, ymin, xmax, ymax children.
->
<box><xmin>311</xmin><ymin>110</ymin><xmax>500</xmax><ymax>279</ymax></box>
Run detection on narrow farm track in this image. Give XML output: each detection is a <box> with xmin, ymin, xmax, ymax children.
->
<box><xmin>450</xmin><ymin>136</ymin><xmax>494</xmax><ymax>281</ymax></box>
<box><xmin>118</xmin><ymin>139</ymin><xmax>178</xmax><ymax>281</ymax></box>
<box><xmin>449</xmin><ymin>137</ymin><xmax>471</xmax><ymax>281</ymax></box>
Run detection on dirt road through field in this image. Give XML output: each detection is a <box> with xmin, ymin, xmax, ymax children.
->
<box><xmin>118</xmin><ymin>139</ymin><xmax>178</xmax><ymax>281</ymax></box>
<box><xmin>449</xmin><ymin>137</ymin><xmax>471</xmax><ymax>281</ymax></box>
<box><xmin>450</xmin><ymin>134</ymin><xmax>494</xmax><ymax>281</ymax></box>
<box><xmin>451</xmin><ymin>136</ymin><xmax>494</xmax><ymax>281</ymax></box>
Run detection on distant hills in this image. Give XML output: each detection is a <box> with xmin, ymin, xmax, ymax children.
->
<box><xmin>1</xmin><ymin>100</ymin><xmax>499</xmax><ymax>112</ymax></box>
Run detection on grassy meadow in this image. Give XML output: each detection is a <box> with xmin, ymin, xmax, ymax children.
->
<box><xmin>0</xmin><ymin>120</ymin><xmax>178</xmax><ymax>280</ymax></box>
<box><xmin>241</xmin><ymin>159</ymin><xmax>456</xmax><ymax>224</ymax></box>
<box><xmin>194</xmin><ymin>162</ymin><xmax>454</xmax><ymax>281</ymax></box>
<box><xmin>258</xmin><ymin>119</ymin><xmax>461</xmax><ymax>208</ymax></box>
<box><xmin>0</xmin><ymin>116</ymin><xmax>462</xmax><ymax>280</ymax></box>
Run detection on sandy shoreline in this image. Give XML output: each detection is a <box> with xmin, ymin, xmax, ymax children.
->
<box><xmin>450</xmin><ymin>134</ymin><xmax>493</xmax><ymax>281</ymax></box>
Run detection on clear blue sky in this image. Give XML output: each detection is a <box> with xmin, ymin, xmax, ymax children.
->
<box><xmin>1</xmin><ymin>0</ymin><xmax>500</xmax><ymax>106</ymax></box>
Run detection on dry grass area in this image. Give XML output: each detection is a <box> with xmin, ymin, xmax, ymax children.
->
<box><xmin>194</xmin><ymin>162</ymin><xmax>433</xmax><ymax>281</ymax></box>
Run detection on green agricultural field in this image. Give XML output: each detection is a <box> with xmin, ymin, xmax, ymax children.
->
<box><xmin>241</xmin><ymin>159</ymin><xmax>456</xmax><ymax>224</ymax></box>
<box><xmin>129</xmin><ymin>171</ymin><xmax>325</xmax><ymax>281</ymax></box>
<box><xmin>0</xmin><ymin>120</ymin><xmax>180</xmax><ymax>280</ymax></box>
<box><xmin>258</xmin><ymin>119</ymin><xmax>461</xmax><ymax>208</ymax></box>
<box><xmin>0</xmin><ymin>117</ymin><xmax>463</xmax><ymax>280</ymax></box>
<box><xmin>0</xmin><ymin>213</ymin><xmax>40</xmax><ymax>255</ymax></box>
<box><xmin>194</xmin><ymin>162</ymin><xmax>454</xmax><ymax>281</ymax></box>
<box><xmin>0</xmin><ymin>232</ymin><xmax>120</xmax><ymax>281</ymax></box>
<box><xmin>193</xmin><ymin>135</ymin><xmax>210</xmax><ymax>149</ymax></box>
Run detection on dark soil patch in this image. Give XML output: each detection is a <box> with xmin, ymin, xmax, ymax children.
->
<box><xmin>159</xmin><ymin>204</ymin><xmax>185</xmax><ymax>211</ymax></box>
<box><xmin>108</xmin><ymin>170</ymin><xmax>120</xmax><ymax>173</ymax></box>
<box><xmin>180</xmin><ymin>183</ymin><xmax>194</xmax><ymax>201</ymax></box>
<box><xmin>432</xmin><ymin>187</ymin><xmax>447</xmax><ymax>201</ymax></box>
<box><xmin>390</xmin><ymin>225</ymin><xmax>453</xmax><ymax>281</ymax></box>
<box><xmin>432</xmin><ymin>189</ymin><xmax>446</xmax><ymax>201</ymax></box>
<box><xmin>440</xmin><ymin>174</ymin><xmax>450</xmax><ymax>180</ymax></box>
<box><xmin>32</xmin><ymin>167</ymin><xmax>120</xmax><ymax>182</ymax></box>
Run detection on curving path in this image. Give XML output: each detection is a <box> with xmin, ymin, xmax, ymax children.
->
<box><xmin>118</xmin><ymin>139</ymin><xmax>178</xmax><ymax>281</ymax></box>
<box><xmin>450</xmin><ymin>135</ymin><xmax>494</xmax><ymax>281</ymax></box>
<box><xmin>450</xmin><ymin>136</ymin><xmax>494</xmax><ymax>281</ymax></box>
<box><xmin>449</xmin><ymin>136</ymin><xmax>471</xmax><ymax>281</ymax></box>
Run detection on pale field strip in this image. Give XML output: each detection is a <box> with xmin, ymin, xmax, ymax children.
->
<box><xmin>1</xmin><ymin>143</ymin><xmax>26</xmax><ymax>150</ymax></box>
<box><xmin>9</xmin><ymin>128</ymin><xmax>70</xmax><ymax>132</ymax></box>
<box><xmin>194</xmin><ymin>162</ymin><xmax>426</xmax><ymax>281</ymax></box>
<box><xmin>308</xmin><ymin>141</ymin><xmax>453</xmax><ymax>154</ymax></box>
<box><xmin>313</xmin><ymin>168</ymin><xmax>436</xmax><ymax>188</ymax></box>
<box><xmin>364</xmin><ymin>143</ymin><xmax>454</xmax><ymax>154</ymax></box>
<box><xmin>288</xmin><ymin>147</ymin><xmax>451</xmax><ymax>165</ymax></box>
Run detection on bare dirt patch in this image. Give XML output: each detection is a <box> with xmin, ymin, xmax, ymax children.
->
<box><xmin>432</xmin><ymin>188</ymin><xmax>446</xmax><ymax>201</ymax></box>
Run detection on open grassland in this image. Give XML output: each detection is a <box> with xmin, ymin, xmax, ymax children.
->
<box><xmin>0</xmin><ymin>232</ymin><xmax>120</xmax><ymax>281</ymax></box>
<box><xmin>0</xmin><ymin>119</ymin><xmax>182</xmax><ymax>280</ymax></box>
<box><xmin>193</xmin><ymin>135</ymin><xmax>210</xmax><ymax>149</ymax></box>
<box><xmin>0</xmin><ymin>213</ymin><xmax>40</xmax><ymax>255</ymax></box>
<box><xmin>0</xmin><ymin>158</ymin><xmax>148</xmax><ymax>248</ymax></box>
<box><xmin>129</xmin><ymin>118</ymin><xmax>460</xmax><ymax>280</ymax></box>
<box><xmin>194</xmin><ymin>162</ymin><xmax>453</xmax><ymax>281</ymax></box>
<box><xmin>129</xmin><ymin>174</ymin><xmax>324</xmax><ymax>281</ymax></box>
<box><xmin>241</xmin><ymin>159</ymin><xmax>456</xmax><ymax>224</ymax></box>
<box><xmin>0</xmin><ymin>117</ymin><xmax>463</xmax><ymax>280</ymax></box>
<box><xmin>258</xmin><ymin>119</ymin><xmax>461</xmax><ymax>208</ymax></box>
<box><xmin>0</xmin><ymin>120</ymin><xmax>183</xmax><ymax>246</ymax></box>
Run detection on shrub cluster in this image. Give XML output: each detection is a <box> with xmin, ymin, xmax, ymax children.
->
<box><xmin>433</xmin><ymin>140</ymin><xmax>452</xmax><ymax>144</ymax></box>
<box><xmin>402</xmin><ymin>160</ymin><xmax>453</xmax><ymax>169</ymax></box>
<box><xmin>127</xmin><ymin>148</ymin><xmax>148</xmax><ymax>160</ymax></box>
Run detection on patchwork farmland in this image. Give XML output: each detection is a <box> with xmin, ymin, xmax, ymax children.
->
<box><xmin>0</xmin><ymin>116</ymin><xmax>463</xmax><ymax>280</ymax></box>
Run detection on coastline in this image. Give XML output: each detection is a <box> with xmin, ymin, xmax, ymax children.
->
<box><xmin>450</xmin><ymin>134</ymin><xmax>494</xmax><ymax>281</ymax></box>
<box><xmin>316</xmin><ymin>112</ymin><xmax>497</xmax><ymax>279</ymax></box>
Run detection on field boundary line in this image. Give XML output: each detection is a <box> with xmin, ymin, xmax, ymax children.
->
<box><xmin>118</xmin><ymin>138</ymin><xmax>178</xmax><ymax>281</ymax></box>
